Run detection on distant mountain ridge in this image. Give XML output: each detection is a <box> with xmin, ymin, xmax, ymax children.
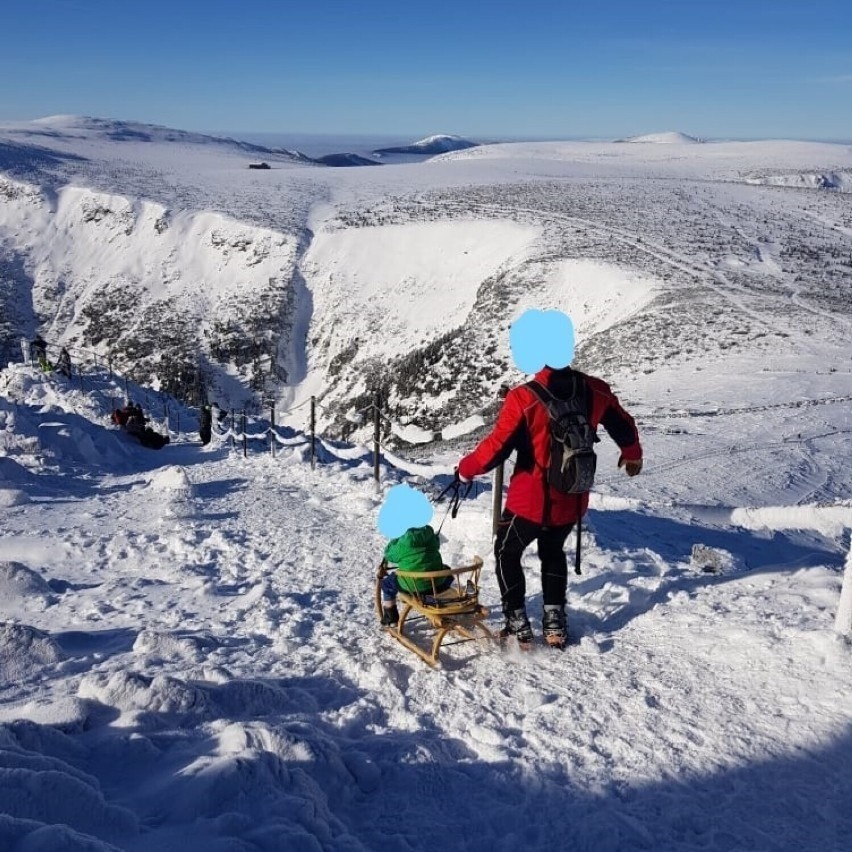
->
<box><xmin>373</xmin><ymin>134</ymin><xmax>479</xmax><ymax>155</ymax></box>
<box><xmin>617</xmin><ymin>131</ymin><xmax>704</xmax><ymax>144</ymax></box>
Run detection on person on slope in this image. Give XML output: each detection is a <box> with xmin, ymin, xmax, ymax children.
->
<box><xmin>456</xmin><ymin>310</ymin><xmax>643</xmax><ymax>649</ymax></box>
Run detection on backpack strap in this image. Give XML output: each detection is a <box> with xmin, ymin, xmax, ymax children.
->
<box><xmin>527</xmin><ymin>371</ymin><xmax>583</xmax><ymax>409</ymax></box>
<box><xmin>527</xmin><ymin>377</ymin><xmax>586</xmax><ymax>575</ymax></box>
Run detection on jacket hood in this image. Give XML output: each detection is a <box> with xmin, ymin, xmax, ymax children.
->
<box><xmin>397</xmin><ymin>525</ymin><xmax>436</xmax><ymax>546</ymax></box>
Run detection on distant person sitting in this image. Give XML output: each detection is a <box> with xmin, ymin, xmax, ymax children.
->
<box><xmin>56</xmin><ymin>347</ymin><xmax>72</xmax><ymax>378</ymax></box>
<box><xmin>111</xmin><ymin>402</ymin><xmax>169</xmax><ymax>449</ymax></box>
<box><xmin>30</xmin><ymin>335</ymin><xmax>50</xmax><ymax>372</ymax></box>
<box><xmin>199</xmin><ymin>404</ymin><xmax>213</xmax><ymax>445</ymax></box>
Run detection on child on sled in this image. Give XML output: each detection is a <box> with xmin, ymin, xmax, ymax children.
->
<box><xmin>377</xmin><ymin>485</ymin><xmax>451</xmax><ymax>626</ymax></box>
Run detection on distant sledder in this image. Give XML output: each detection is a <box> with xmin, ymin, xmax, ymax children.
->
<box><xmin>111</xmin><ymin>402</ymin><xmax>170</xmax><ymax>450</ymax></box>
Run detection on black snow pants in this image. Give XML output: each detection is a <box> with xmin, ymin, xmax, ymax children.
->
<box><xmin>494</xmin><ymin>510</ymin><xmax>573</xmax><ymax>615</ymax></box>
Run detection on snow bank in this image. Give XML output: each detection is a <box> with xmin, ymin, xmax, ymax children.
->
<box><xmin>744</xmin><ymin>171</ymin><xmax>852</xmax><ymax>191</ymax></box>
<box><xmin>0</xmin><ymin>624</ymin><xmax>64</xmax><ymax>682</ymax></box>
<box><xmin>77</xmin><ymin>671</ymin><xmax>209</xmax><ymax>722</ymax></box>
<box><xmin>147</xmin><ymin>465</ymin><xmax>195</xmax><ymax>502</ymax></box>
<box><xmin>731</xmin><ymin>504</ymin><xmax>852</xmax><ymax>538</ymax></box>
<box><xmin>390</xmin><ymin>421</ymin><xmax>435</xmax><ymax>444</ymax></box>
<box><xmin>836</xmin><ymin>546</ymin><xmax>852</xmax><ymax>636</ymax></box>
<box><xmin>304</xmin><ymin>219</ymin><xmax>541</xmax><ymax>346</ymax></box>
<box><xmin>0</xmin><ymin>723</ymin><xmax>138</xmax><ymax>846</ymax></box>
<box><xmin>0</xmin><ymin>488</ymin><xmax>30</xmax><ymax>507</ymax></box>
<box><xmin>527</xmin><ymin>258</ymin><xmax>658</xmax><ymax>337</ymax></box>
<box><xmin>0</xmin><ymin>562</ymin><xmax>52</xmax><ymax>605</ymax></box>
<box><xmin>441</xmin><ymin>414</ymin><xmax>486</xmax><ymax>440</ymax></box>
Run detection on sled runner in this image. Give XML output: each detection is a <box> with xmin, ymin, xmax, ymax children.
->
<box><xmin>374</xmin><ymin>556</ymin><xmax>494</xmax><ymax>667</ymax></box>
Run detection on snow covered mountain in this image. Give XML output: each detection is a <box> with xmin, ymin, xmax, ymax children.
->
<box><xmin>618</xmin><ymin>130</ymin><xmax>704</xmax><ymax>143</ymax></box>
<box><xmin>373</xmin><ymin>133</ymin><xmax>479</xmax><ymax>156</ymax></box>
<box><xmin>2</xmin><ymin>116</ymin><xmax>852</xmax><ymax>441</ymax></box>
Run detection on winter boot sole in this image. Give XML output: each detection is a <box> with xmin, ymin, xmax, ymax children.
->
<box><xmin>544</xmin><ymin>632</ymin><xmax>566</xmax><ymax>649</ymax></box>
<box><xmin>498</xmin><ymin>629</ymin><xmax>534</xmax><ymax>651</ymax></box>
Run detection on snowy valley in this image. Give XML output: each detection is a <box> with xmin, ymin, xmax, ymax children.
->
<box><xmin>0</xmin><ymin>117</ymin><xmax>851</xmax><ymax>851</ymax></box>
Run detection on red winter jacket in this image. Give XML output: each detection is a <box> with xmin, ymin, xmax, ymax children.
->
<box><xmin>458</xmin><ymin>366</ymin><xmax>642</xmax><ymax>526</ymax></box>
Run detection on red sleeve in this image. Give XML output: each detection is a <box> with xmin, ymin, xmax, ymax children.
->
<box><xmin>458</xmin><ymin>388</ymin><xmax>528</xmax><ymax>479</ymax></box>
<box><xmin>588</xmin><ymin>377</ymin><xmax>642</xmax><ymax>461</ymax></box>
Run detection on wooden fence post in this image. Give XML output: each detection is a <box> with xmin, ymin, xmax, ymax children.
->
<box><xmin>836</xmin><ymin>543</ymin><xmax>852</xmax><ymax>636</ymax></box>
<box><xmin>310</xmin><ymin>396</ymin><xmax>316</xmax><ymax>470</ymax></box>
<box><xmin>373</xmin><ymin>389</ymin><xmax>381</xmax><ymax>484</ymax></box>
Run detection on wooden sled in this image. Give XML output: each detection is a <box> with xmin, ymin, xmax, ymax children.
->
<box><xmin>375</xmin><ymin>556</ymin><xmax>494</xmax><ymax>667</ymax></box>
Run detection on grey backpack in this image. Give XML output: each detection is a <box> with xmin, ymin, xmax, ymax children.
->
<box><xmin>527</xmin><ymin>376</ymin><xmax>597</xmax><ymax>494</ymax></box>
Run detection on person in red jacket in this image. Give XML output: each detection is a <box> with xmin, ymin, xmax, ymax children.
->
<box><xmin>457</xmin><ymin>310</ymin><xmax>642</xmax><ymax>648</ymax></box>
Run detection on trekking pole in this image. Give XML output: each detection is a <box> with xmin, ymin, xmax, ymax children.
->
<box><xmin>242</xmin><ymin>410</ymin><xmax>247</xmax><ymax>458</ymax></box>
<box><xmin>270</xmin><ymin>403</ymin><xmax>276</xmax><ymax>458</ymax></box>
<box><xmin>574</xmin><ymin>493</ymin><xmax>583</xmax><ymax>575</ymax></box>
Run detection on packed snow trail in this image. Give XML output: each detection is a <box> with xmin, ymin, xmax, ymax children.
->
<box><xmin>1</xmin><ymin>368</ymin><xmax>851</xmax><ymax>850</ymax></box>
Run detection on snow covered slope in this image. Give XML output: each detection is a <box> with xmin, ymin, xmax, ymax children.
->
<box><xmin>3</xmin><ymin>117</ymin><xmax>852</xmax><ymax>444</ymax></box>
<box><xmin>3</xmin><ymin>112</ymin><xmax>852</xmax><ymax>852</ymax></box>
<box><xmin>0</xmin><ymin>359</ymin><xmax>850</xmax><ymax>851</ymax></box>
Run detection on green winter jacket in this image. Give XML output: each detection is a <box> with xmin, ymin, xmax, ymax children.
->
<box><xmin>383</xmin><ymin>525</ymin><xmax>445</xmax><ymax>593</ymax></box>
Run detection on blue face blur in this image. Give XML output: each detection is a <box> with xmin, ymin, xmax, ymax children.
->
<box><xmin>510</xmin><ymin>309</ymin><xmax>575</xmax><ymax>373</ymax></box>
<box><xmin>377</xmin><ymin>484</ymin><xmax>434</xmax><ymax>539</ymax></box>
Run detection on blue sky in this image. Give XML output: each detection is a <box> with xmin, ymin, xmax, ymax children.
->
<box><xmin>2</xmin><ymin>0</ymin><xmax>850</xmax><ymax>140</ymax></box>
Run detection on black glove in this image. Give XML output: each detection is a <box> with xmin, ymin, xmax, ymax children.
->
<box><xmin>618</xmin><ymin>456</ymin><xmax>643</xmax><ymax>477</ymax></box>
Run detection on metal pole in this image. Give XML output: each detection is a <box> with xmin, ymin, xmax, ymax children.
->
<box><xmin>242</xmin><ymin>410</ymin><xmax>247</xmax><ymax>458</ymax></box>
<box><xmin>373</xmin><ymin>389</ymin><xmax>381</xmax><ymax>484</ymax></box>
<box><xmin>491</xmin><ymin>462</ymin><xmax>504</xmax><ymax>537</ymax></box>
<box><xmin>310</xmin><ymin>396</ymin><xmax>316</xmax><ymax>470</ymax></box>
<box><xmin>491</xmin><ymin>383</ymin><xmax>511</xmax><ymax>536</ymax></box>
<box><xmin>270</xmin><ymin>404</ymin><xmax>276</xmax><ymax>458</ymax></box>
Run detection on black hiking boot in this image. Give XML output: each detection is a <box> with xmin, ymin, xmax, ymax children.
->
<box><xmin>380</xmin><ymin>604</ymin><xmax>400</xmax><ymax>627</ymax></box>
<box><xmin>500</xmin><ymin>607</ymin><xmax>534</xmax><ymax>647</ymax></box>
<box><xmin>542</xmin><ymin>605</ymin><xmax>567</xmax><ymax>648</ymax></box>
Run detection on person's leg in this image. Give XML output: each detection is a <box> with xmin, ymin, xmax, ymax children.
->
<box><xmin>380</xmin><ymin>573</ymin><xmax>400</xmax><ymax>625</ymax></box>
<box><xmin>537</xmin><ymin>524</ymin><xmax>573</xmax><ymax>645</ymax></box>
<box><xmin>494</xmin><ymin>511</ymin><xmax>540</xmax><ymax>612</ymax></box>
<box><xmin>537</xmin><ymin>524</ymin><xmax>572</xmax><ymax>608</ymax></box>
